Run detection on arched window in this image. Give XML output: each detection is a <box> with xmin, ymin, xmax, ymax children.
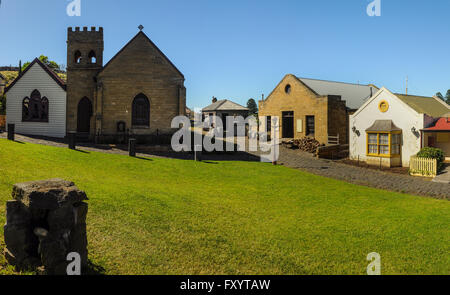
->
<box><xmin>88</xmin><ymin>50</ymin><xmax>97</xmax><ymax>64</ymax></box>
<box><xmin>74</xmin><ymin>50</ymin><xmax>82</xmax><ymax>64</ymax></box>
<box><xmin>132</xmin><ymin>94</ymin><xmax>150</xmax><ymax>127</ymax></box>
<box><xmin>22</xmin><ymin>90</ymin><xmax>49</xmax><ymax>122</ymax></box>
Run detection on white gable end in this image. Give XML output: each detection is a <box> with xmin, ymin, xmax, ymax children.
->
<box><xmin>349</xmin><ymin>88</ymin><xmax>425</xmax><ymax>167</ymax></box>
<box><xmin>6</xmin><ymin>63</ymin><xmax>67</xmax><ymax>138</ymax></box>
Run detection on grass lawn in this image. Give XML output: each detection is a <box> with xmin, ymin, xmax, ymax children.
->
<box><xmin>0</xmin><ymin>139</ymin><xmax>448</xmax><ymax>275</ymax></box>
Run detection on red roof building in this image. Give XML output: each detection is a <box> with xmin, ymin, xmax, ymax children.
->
<box><xmin>422</xmin><ymin>114</ymin><xmax>450</xmax><ymax>160</ymax></box>
<box><xmin>423</xmin><ymin>116</ymin><xmax>450</xmax><ymax>132</ymax></box>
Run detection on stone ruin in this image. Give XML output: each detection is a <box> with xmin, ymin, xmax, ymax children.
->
<box><xmin>3</xmin><ymin>179</ymin><xmax>88</xmax><ymax>275</ymax></box>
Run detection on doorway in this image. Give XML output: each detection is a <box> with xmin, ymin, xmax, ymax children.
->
<box><xmin>77</xmin><ymin>97</ymin><xmax>93</xmax><ymax>134</ymax></box>
<box><xmin>282</xmin><ymin>111</ymin><xmax>294</xmax><ymax>138</ymax></box>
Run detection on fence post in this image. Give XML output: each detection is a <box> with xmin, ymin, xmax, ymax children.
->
<box><xmin>68</xmin><ymin>132</ymin><xmax>77</xmax><ymax>150</ymax></box>
<box><xmin>7</xmin><ymin>124</ymin><xmax>15</xmax><ymax>141</ymax></box>
<box><xmin>129</xmin><ymin>138</ymin><xmax>136</xmax><ymax>157</ymax></box>
<box><xmin>194</xmin><ymin>144</ymin><xmax>202</xmax><ymax>162</ymax></box>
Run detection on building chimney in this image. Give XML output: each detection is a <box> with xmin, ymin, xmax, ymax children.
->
<box><xmin>262</xmin><ymin>94</ymin><xmax>265</xmax><ymax>101</ymax></box>
<box><xmin>212</xmin><ymin>96</ymin><xmax>217</xmax><ymax>103</ymax></box>
<box><xmin>19</xmin><ymin>60</ymin><xmax>22</xmax><ymax>76</ymax></box>
<box><xmin>406</xmin><ymin>76</ymin><xmax>408</xmax><ymax>96</ymax></box>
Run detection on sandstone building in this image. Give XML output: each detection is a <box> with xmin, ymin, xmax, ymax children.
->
<box><xmin>67</xmin><ymin>27</ymin><xmax>186</xmax><ymax>142</ymax></box>
<box><xmin>5</xmin><ymin>26</ymin><xmax>186</xmax><ymax>142</ymax></box>
<box><xmin>259</xmin><ymin>74</ymin><xmax>378</xmax><ymax>144</ymax></box>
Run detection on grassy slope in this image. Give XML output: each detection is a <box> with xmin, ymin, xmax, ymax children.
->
<box><xmin>0</xmin><ymin>139</ymin><xmax>448</xmax><ymax>275</ymax></box>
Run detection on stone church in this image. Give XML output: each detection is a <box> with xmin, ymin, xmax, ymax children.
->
<box><xmin>5</xmin><ymin>26</ymin><xmax>186</xmax><ymax>142</ymax></box>
<box><xmin>67</xmin><ymin>26</ymin><xmax>186</xmax><ymax>142</ymax></box>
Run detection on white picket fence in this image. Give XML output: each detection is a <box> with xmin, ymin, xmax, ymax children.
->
<box><xmin>410</xmin><ymin>156</ymin><xmax>438</xmax><ymax>177</ymax></box>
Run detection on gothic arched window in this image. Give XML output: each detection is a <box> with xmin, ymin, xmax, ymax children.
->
<box><xmin>132</xmin><ymin>94</ymin><xmax>150</xmax><ymax>127</ymax></box>
<box><xmin>22</xmin><ymin>90</ymin><xmax>49</xmax><ymax>122</ymax></box>
<box><xmin>74</xmin><ymin>50</ymin><xmax>82</xmax><ymax>64</ymax></box>
<box><xmin>88</xmin><ymin>50</ymin><xmax>97</xmax><ymax>64</ymax></box>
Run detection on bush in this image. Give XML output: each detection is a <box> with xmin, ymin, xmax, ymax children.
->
<box><xmin>417</xmin><ymin>147</ymin><xmax>445</xmax><ymax>171</ymax></box>
<box><xmin>0</xmin><ymin>95</ymin><xmax>5</xmax><ymax>115</ymax></box>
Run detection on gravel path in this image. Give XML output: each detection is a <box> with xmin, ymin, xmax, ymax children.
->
<box><xmin>1</xmin><ymin>132</ymin><xmax>448</xmax><ymax>200</ymax></box>
<box><xmin>273</xmin><ymin>147</ymin><xmax>449</xmax><ymax>200</ymax></box>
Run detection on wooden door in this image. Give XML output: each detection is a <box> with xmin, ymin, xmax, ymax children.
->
<box><xmin>282</xmin><ymin>111</ymin><xmax>294</xmax><ymax>138</ymax></box>
<box><xmin>77</xmin><ymin>97</ymin><xmax>93</xmax><ymax>133</ymax></box>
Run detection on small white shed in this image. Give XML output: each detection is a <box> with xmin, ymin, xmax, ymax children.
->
<box><xmin>5</xmin><ymin>58</ymin><xmax>67</xmax><ymax>138</ymax></box>
<box><xmin>349</xmin><ymin>87</ymin><xmax>450</xmax><ymax>167</ymax></box>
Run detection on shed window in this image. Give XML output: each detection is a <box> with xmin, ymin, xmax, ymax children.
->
<box><xmin>367</xmin><ymin>132</ymin><xmax>402</xmax><ymax>157</ymax></box>
<box><xmin>22</xmin><ymin>90</ymin><xmax>49</xmax><ymax>122</ymax></box>
<box><xmin>266</xmin><ymin>116</ymin><xmax>272</xmax><ymax>132</ymax></box>
<box><xmin>132</xmin><ymin>94</ymin><xmax>150</xmax><ymax>126</ymax></box>
<box><xmin>306</xmin><ymin>116</ymin><xmax>315</xmax><ymax>137</ymax></box>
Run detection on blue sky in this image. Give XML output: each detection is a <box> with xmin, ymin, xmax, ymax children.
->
<box><xmin>1</xmin><ymin>0</ymin><xmax>450</xmax><ymax>108</ymax></box>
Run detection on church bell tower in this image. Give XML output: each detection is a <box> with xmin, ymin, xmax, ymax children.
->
<box><xmin>66</xmin><ymin>27</ymin><xmax>104</xmax><ymax>137</ymax></box>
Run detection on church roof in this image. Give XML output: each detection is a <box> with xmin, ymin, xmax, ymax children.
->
<box><xmin>100</xmin><ymin>31</ymin><xmax>184</xmax><ymax>78</ymax></box>
<box><xmin>202</xmin><ymin>99</ymin><xmax>249</xmax><ymax>112</ymax></box>
<box><xmin>5</xmin><ymin>58</ymin><xmax>66</xmax><ymax>93</ymax></box>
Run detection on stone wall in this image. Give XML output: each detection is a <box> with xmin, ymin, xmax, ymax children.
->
<box><xmin>97</xmin><ymin>32</ymin><xmax>186</xmax><ymax>136</ymax></box>
<box><xmin>66</xmin><ymin>28</ymin><xmax>186</xmax><ymax>142</ymax></box>
<box><xmin>66</xmin><ymin>27</ymin><xmax>104</xmax><ymax>135</ymax></box>
<box><xmin>4</xmin><ymin>179</ymin><xmax>88</xmax><ymax>275</ymax></box>
<box><xmin>327</xmin><ymin>95</ymin><xmax>349</xmax><ymax>144</ymax></box>
<box><xmin>259</xmin><ymin>74</ymin><xmax>329</xmax><ymax>144</ymax></box>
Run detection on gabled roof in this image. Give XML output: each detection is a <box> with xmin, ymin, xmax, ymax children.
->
<box><xmin>5</xmin><ymin>58</ymin><xmax>66</xmax><ymax>93</ymax></box>
<box><xmin>297</xmin><ymin>77</ymin><xmax>378</xmax><ymax>110</ymax></box>
<box><xmin>100</xmin><ymin>31</ymin><xmax>184</xmax><ymax>78</ymax></box>
<box><xmin>395</xmin><ymin>94</ymin><xmax>449</xmax><ymax>118</ymax></box>
<box><xmin>202</xmin><ymin>99</ymin><xmax>249</xmax><ymax>112</ymax></box>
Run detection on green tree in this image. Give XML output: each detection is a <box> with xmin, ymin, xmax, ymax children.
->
<box><xmin>22</xmin><ymin>55</ymin><xmax>61</xmax><ymax>72</ymax></box>
<box><xmin>445</xmin><ymin>90</ymin><xmax>450</xmax><ymax>104</ymax></box>
<box><xmin>436</xmin><ymin>92</ymin><xmax>444</xmax><ymax>101</ymax></box>
<box><xmin>247</xmin><ymin>98</ymin><xmax>258</xmax><ymax>117</ymax></box>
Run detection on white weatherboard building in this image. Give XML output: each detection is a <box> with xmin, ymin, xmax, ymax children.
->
<box><xmin>5</xmin><ymin>58</ymin><xmax>67</xmax><ymax>138</ymax></box>
<box><xmin>350</xmin><ymin>87</ymin><xmax>450</xmax><ymax>167</ymax></box>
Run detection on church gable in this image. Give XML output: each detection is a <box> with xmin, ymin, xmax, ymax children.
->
<box><xmin>98</xmin><ymin>32</ymin><xmax>184</xmax><ymax>79</ymax></box>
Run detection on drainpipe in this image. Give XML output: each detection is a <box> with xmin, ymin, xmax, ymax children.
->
<box><xmin>420</xmin><ymin>130</ymin><xmax>423</xmax><ymax>148</ymax></box>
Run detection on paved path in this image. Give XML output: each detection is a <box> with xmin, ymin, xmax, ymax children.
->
<box><xmin>272</xmin><ymin>147</ymin><xmax>449</xmax><ymax>200</ymax></box>
<box><xmin>433</xmin><ymin>165</ymin><xmax>450</xmax><ymax>184</ymax></box>
<box><xmin>1</xmin><ymin>133</ymin><xmax>448</xmax><ymax>200</ymax></box>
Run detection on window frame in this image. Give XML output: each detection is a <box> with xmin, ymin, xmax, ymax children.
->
<box><xmin>266</xmin><ymin>116</ymin><xmax>272</xmax><ymax>133</ymax></box>
<box><xmin>22</xmin><ymin>90</ymin><xmax>49</xmax><ymax>123</ymax></box>
<box><xmin>74</xmin><ymin>50</ymin><xmax>82</xmax><ymax>64</ymax></box>
<box><xmin>131</xmin><ymin>94</ymin><xmax>150</xmax><ymax>127</ymax></box>
<box><xmin>305</xmin><ymin>115</ymin><xmax>315</xmax><ymax>137</ymax></box>
<box><xmin>88</xmin><ymin>50</ymin><xmax>97</xmax><ymax>64</ymax></box>
<box><xmin>366</xmin><ymin>131</ymin><xmax>402</xmax><ymax>158</ymax></box>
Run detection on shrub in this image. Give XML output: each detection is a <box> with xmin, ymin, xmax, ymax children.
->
<box><xmin>0</xmin><ymin>95</ymin><xmax>5</xmax><ymax>115</ymax></box>
<box><xmin>417</xmin><ymin>147</ymin><xmax>445</xmax><ymax>171</ymax></box>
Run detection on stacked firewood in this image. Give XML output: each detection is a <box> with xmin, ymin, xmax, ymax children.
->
<box><xmin>282</xmin><ymin>138</ymin><xmax>321</xmax><ymax>153</ymax></box>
